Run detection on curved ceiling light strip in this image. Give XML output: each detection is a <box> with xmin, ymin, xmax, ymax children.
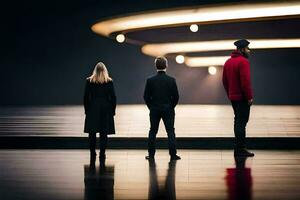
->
<box><xmin>185</xmin><ymin>56</ymin><xmax>229</xmax><ymax>67</ymax></box>
<box><xmin>141</xmin><ymin>38</ymin><xmax>300</xmax><ymax>57</ymax></box>
<box><xmin>91</xmin><ymin>1</ymin><xmax>300</xmax><ymax>37</ymax></box>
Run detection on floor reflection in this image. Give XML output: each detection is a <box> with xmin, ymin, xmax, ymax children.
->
<box><xmin>148</xmin><ymin>159</ymin><xmax>177</xmax><ymax>200</ymax></box>
<box><xmin>0</xmin><ymin>150</ymin><xmax>299</xmax><ymax>200</ymax></box>
<box><xmin>226</xmin><ymin>157</ymin><xmax>253</xmax><ymax>200</ymax></box>
<box><xmin>84</xmin><ymin>157</ymin><xmax>115</xmax><ymax>200</ymax></box>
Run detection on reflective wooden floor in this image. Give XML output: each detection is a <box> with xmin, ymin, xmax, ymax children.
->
<box><xmin>0</xmin><ymin>105</ymin><xmax>300</xmax><ymax>137</ymax></box>
<box><xmin>0</xmin><ymin>150</ymin><xmax>299</xmax><ymax>200</ymax></box>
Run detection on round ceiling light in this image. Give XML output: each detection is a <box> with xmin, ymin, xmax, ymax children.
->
<box><xmin>116</xmin><ymin>34</ymin><xmax>125</xmax><ymax>43</ymax></box>
<box><xmin>175</xmin><ymin>55</ymin><xmax>185</xmax><ymax>64</ymax></box>
<box><xmin>190</xmin><ymin>24</ymin><xmax>198</xmax><ymax>32</ymax></box>
<box><xmin>208</xmin><ymin>66</ymin><xmax>217</xmax><ymax>75</ymax></box>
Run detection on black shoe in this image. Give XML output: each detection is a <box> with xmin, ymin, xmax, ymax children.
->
<box><xmin>234</xmin><ymin>148</ymin><xmax>254</xmax><ymax>157</ymax></box>
<box><xmin>145</xmin><ymin>155</ymin><xmax>155</xmax><ymax>160</ymax></box>
<box><xmin>170</xmin><ymin>155</ymin><xmax>181</xmax><ymax>160</ymax></box>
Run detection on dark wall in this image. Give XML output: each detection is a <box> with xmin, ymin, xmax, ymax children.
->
<box><xmin>1</xmin><ymin>0</ymin><xmax>300</xmax><ymax>105</ymax></box>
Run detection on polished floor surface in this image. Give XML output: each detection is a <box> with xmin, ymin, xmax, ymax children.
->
<box><xmin>0</xmin><ymin>150</ymin><xmax>299</xmax><ymax>200</ymax></box>
<box><xmin>0</xmin><ymin>105</ymin><xmax>300</xmax><ymax>137</ymax></box>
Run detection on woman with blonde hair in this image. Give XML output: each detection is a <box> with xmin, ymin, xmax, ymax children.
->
<box><xmin>83</xmin><ymin>62</ymin><xmax>116</xmax><ymax>159</ymax></box>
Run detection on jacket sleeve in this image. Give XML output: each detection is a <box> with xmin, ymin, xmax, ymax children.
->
<box><xmin>143</xmin><ymin>79</ymin><xmax>152</xmax><ymax>109</ymax></box>
<box><xmin>108</xmin><ymin>81</ymin><xmax>117</xmax><ymax>115</ymax></box>
<box><xmin>171</xmin><ymin>78</ymin><xmax>179</xmax><ymax>108</ymax></box>
<box><xmin>83</xmin><ymin>80</ymin><xmax>91</xmax><ymax>114</ymax></box>
<box><xmin>222</xmin><ymin>66</ymin><xmax>229</xmax><ymax>95</ymax></box>
<box><xmin>239</xmin><ymin>60</ymin><xmax>253</xmax><ymax>100</ymax></box>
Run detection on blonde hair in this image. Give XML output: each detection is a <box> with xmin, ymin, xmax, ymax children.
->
<box><xmin>87</xmin><ymin>62</ymin><xmax>112</xmax><ymax>84</ymax></box>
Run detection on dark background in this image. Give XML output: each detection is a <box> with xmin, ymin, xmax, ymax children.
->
<box><xmin>1</xmin><ymin>0</ymin><xmax>300</xmax><ymax>105</ymax></box>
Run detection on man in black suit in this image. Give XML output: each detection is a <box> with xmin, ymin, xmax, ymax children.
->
<box><xmin>144</xmin><ymin>56</ymin><xmax>181</xmax><ymax>161</ymax></box>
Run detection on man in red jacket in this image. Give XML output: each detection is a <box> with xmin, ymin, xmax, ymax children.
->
<box><xmin>222</xmin><ymin>39</ymin><xmax>254</xmax><ymax>157</ymax></box>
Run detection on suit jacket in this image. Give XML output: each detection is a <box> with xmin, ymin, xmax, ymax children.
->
<box><xmin>143</xmin><ymin>71</ymin><xmax>179</xmax><ymax>110</ymax></box>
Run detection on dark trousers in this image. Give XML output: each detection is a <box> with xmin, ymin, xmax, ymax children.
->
<box><xmin>148</xmin><ymin>108</ymin><xmax>177</xmax><ymax>156</ymax></box>
<box><xmin>231</xmin><ymin>100</ymin><xmax>250</xmax><ymax>149</ymax></box>
<box><xmin>89</xmin><ymin>133</ymin><xmax>108</xmax><ymax>155</ymax></box>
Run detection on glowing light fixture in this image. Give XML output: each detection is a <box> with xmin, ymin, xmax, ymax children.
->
<box><xmin>92</xmin><ymin>1</ymin><xmax>300</xmax><ymax>36</ymax></box>
<box><xmin>190</xmin><ymin>24</ymin><xmax>198</xmax><ymax>32</ymax></box>
<box><xmin>116</xmin><ymin>34</ymin><xmax>125</xmax><ymax>43</ymax></box>
<box><xmin>208</xmin><ymin>66</ymin><xmax>217</xmax><ymax>75</ymax></box>
<box><xmin>185</xmin><ymin>56</ymin><xmax>229</xmax><ymax>67</ymax></box>
<box><xmin>176</xmin><ymin>55</ymin><xmax>185</xmax><ymax>64</ymax></box>
<box><xmin>141</xmin><ymin>39</ymin><xmax>300</xmax><ymax>57</ymax></box>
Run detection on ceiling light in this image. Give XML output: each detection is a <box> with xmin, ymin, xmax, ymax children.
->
<box><xmin>92</xmin><ymin>1</ymin><xmax>300</xmax><ymax>36</ymax></box>
<box><xmin>208</xmin><ymin>66</ymin><xmax>217</xmax><ymax>75</ymax></box>
<box><xmin>190</xmin><ymin>24</ymin><xmax>198</xmax><ymax>32</ymax></box>
<box><xmin>175</xmin><ymin>55</ymin><xmax>185</xmax><ymax>64</ymax></box>
<box><xmin>185</xmin><ymin>56</ymin><xmax>229</xmax><ymax>67</ymax></box>
<box><xmin>116</xmin><ymin>34</ymin><xmax>125</xmax><ymax>43</ymax></box>
<box><xmin>141</xmin><ymin>39</ymin><xmax>300</xmax><ymax>57</ymax></box>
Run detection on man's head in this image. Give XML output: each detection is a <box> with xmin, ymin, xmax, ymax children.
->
<box><xmin>155</xmin><ymin>56</ymin><xmax>168</xmax><ymax>70</ymax></box>
<box><xmin>234</xmin><ymin>39</ymin><xmax>251</xmax><ymax>58</ymax></box>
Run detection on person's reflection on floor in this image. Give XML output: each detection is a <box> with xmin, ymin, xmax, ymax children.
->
<box><xmin>226</xmin><ymin>156</ymin><xmax>253</xmax><ymax>200</ymax></box>
<box><xmin>148</xmin><ymin>159</ymin><xmax>177</xmax><ymax>200</ymax></box>
<box><xmin>84</xmin><ymin>157</ymin><xmax>115</xmax><ymax>200</ymax></box>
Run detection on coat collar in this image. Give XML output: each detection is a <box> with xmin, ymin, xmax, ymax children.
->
<box><xmin>231</xmin><ymin>50</ymin><xmax>244</xmax><ymax>58</ymax></box>
<box><xmin>157</xmin><ymin>70</ymin><xmax>166</xmax><ymax>74</ymax></box>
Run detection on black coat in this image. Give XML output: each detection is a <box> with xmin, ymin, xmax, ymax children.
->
<box><xmin>83</xmin><ymin>79</ymin><xmax>116</xmax><ymax>134</ymax></box>
<box><xmin>144</xmin><ymin>71</ymin><xmax>179</xmax><ymax>110</ymax></box>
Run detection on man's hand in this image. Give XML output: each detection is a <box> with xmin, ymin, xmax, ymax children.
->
<box><xmin>248</xmin><ymin>99</ymin><xmax>253</xmax><ymax>106</ymax></box>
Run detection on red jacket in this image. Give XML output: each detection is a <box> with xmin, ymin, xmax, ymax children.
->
<box><xmin>222</xmin><ymin>51</ymin><xmax>253</xmax><ymax>101</ymax></box>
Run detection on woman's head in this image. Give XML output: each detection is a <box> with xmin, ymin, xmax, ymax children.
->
<box><xmin>88</xmin><ymin>62</ymin><xmax>112</xmax><ymax>84</ymax></box>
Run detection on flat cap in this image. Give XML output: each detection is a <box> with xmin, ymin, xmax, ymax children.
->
<box><xmin>234</xmin><ymin>39</ymin><xmax>250</xmax><ymax>48</ymax></box>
